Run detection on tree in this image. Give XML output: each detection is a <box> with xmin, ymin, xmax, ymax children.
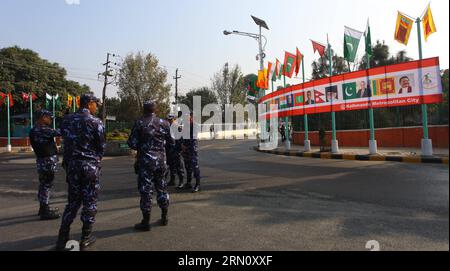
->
<box><xmin>178</xmin><ymin>87</ymin><xmax>218</xmax><ymax>123</ymax></box>
<box><xmin>358</xmin><ymin>40</ymin><xmax>413</xmax><ymax>69</ymax></box>
<box><xmin>212</xmin><ymin>63</ymin><xmax>246</xmax><ymax>106</ymax></box>
<box><xmin>311</xmin><ymin>45</ymin><xmax>349</xmax><ymax>79</ymax></box>
<box><xmin>117</xmin><ymin>52</ymin><xmax>171</xmax><ymax>119</ymax></box>
<box><xmin>178</xmin><ymin>87</ymin><xmax>218</xmax><ymax>111</ymax></box>
<box><xmin>0</xmin><ymin>46</ymin><xmax>89</xmax><ymax>131</ymax></box>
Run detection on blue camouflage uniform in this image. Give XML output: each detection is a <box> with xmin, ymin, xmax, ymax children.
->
<box><xmin>182</xmin><ymin>121</ymin><xmax>201</xmax><ymax>184</ymax></box>
<box><xmin>165</xmin><ymin>120</ymin><xmax>184</xmax><ymax>183</ymax></box>
<box><xmin>29</xmin><ymin>122</ymin><xmax>61</xmax><ymax>205</ymax></box>
<box><xmin>60</xmin><ymin>107</ymin><xmax>105</xmax><ymax>228</ymax></box>
<box><xmin>127</xmin><ymin>112</ymin><xmax>175</xmax><ymax>214</ymax></box>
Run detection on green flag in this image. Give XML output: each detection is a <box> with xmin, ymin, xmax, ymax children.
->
<box><xmin>344</xmin><ymin>26</ymin><xmax>363</xmax><ymax>62</ymax></box>
<box><xmin>54</xmin><ymin>94</ymin><xmax>61</xmax><ymax>110</ymax></box>
<box><xmin>282</xmin><ymin>51</ymin><xmax>296</xmax><ymax>78</ymax></box>
<box><xmin>278</xmin><ymin>65</ymin><xmax>283</xmax><ymax>80</ymax></box>
<box><xmin>343</xmin><ymin>82</ymin><xmax>358</xmax><ymax>100</ymax></box>
<box><xmin>45</xmin><ymin>93</ymin><xmax>52</xmax><ymax>110</ymax></box>
<box><xmin>365</xmin><ymin>20</ymin><xmax>372</xmax><ymax>56</ymax></box>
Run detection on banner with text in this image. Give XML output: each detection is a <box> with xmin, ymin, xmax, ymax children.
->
<box><xmin>259</xmin><ymin>57</ymin><xmax>442</xmax><ymax>119</ymax></box>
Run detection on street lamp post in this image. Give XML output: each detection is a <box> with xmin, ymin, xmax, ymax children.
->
<box><xmin>224</xmin><ymin>16</ymin><xmax>270</xmax><ymax>147</ymax></box>
<box><xmin>224</xmin><ymin>15</ymin><xmax>269</xmax><ymax>98</ymax></box>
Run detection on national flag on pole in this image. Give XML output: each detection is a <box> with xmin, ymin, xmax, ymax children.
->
<box><xmin>422</xmin><ymin>4</ymin><xmax>437</xmax><ymax>41</ymax></box>
<box><xmin>395</xmin><ymin>11</ymin><xmax>414</xmax><ymax>45</ymax></box>
<box><xmin>311</xmin><ymin>40</ymin><xmax>326</xmax><ymax>57</ymax></box>
<box><xmin>21</xmin><ymin>92</ymin><xmax>37</xmax><ymax>103</ymax></box>
<box><xmin>256</xmin><ymin>70</ymin><xmax>268</xmax><ymax>89</ymax></box>
<box><xmin>295</xmin><ymin>48</ymin><xmax>303</xmax><ymax>76</ymax></box>
<box><xmin>7</xmin><ymin>93</ymin><xmax>14</xmax><ymax>107</ymax></box>
<box><xmin>76</xmin><ymin>96</ymin><xmax>81</xmax><ymax>108</ymax></box>
<box><xmin>283</xmin><ymin>51</ymin><xmax>297</xmax><ymax>78</ymax></box>
<box><xmin>267</xmin><ymin>62</ymin><xmax>275</xmax><ymax>83</ymax></box>
<box><xmin>0</xmin><ymin>92</ymin><xmax>6</xmax><ymax>106</ymax></box>
<box><xmin>344</xmin><ymin>26</ymin><xmax>364</xmax><ymax>62</ymax></box>
<box><xmin>246</xmin><ymin>74</ymin><xmax>259</xmax><ymax>100</ymax></box>
<box><xmin>278</xmin><ymin>65</ymin><xmax>283</xmax><ymax>80</ymax></box>
<box><xmin>67</xmin><ymin>94</ymin><xmax>73</xmax><ymax>107</ymax></box>
<box><xmin>54</xmin><ymin>94</ymin><xmax>61</xmax><ymax>110</ymax></box>
<box><xmin>45</xmin><ymin>93</ymin><xmax>52</xmax><ymax>110</ymax></box>
<box><xmin>365</xmin><ymin>19</ymin><xmax>373</xmax><ymax>56</ymax></box>
<box><xmin>275</xmin><ymin>59</ymin><xmax>282</xmax><ymax>78</ymax></box>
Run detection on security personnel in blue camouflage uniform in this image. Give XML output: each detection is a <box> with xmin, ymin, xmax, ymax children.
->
<box><xmin>29</xmin><ymin>110</ymin><xmax>61</xmax><ymax>220</ymax></box>
<box><xmin>55</xmin><ymin>94</ymin><xmax>105</xmax><ymax>251</ymax></box>
<box><xmin>128</xmin><ymin>101</ymin><xmax>175</xmax><ymax>231</ymax></box>
<box><xmin>165</xmin><ymin>114</ymin><xmax>184</xmax><ymax>187</ymax></box>
<box><xmin>179</xmin><ymin>112</ymin><xmax>201</xmax><ymax>193</ymax></box>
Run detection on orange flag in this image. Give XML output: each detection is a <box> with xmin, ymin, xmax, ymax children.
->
<box><xmin>422</xmin><ymin>4</ymin><xmax>437</xmax><ymax>41</ymax></box>
<box><xmin>395</xmin><ymin>12</ymin><xmax>414</xmax><ymax>45</ymax></box>
<box><xmin>75</xmin><ymin>96</ymin><xmax>80</xmax><ymax>108</ymax></box>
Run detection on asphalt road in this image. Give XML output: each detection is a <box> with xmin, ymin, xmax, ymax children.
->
<box><xmin>0</xmin><ymin>140</ymin><xmax>448</xmax><ymax>251</ymax></box>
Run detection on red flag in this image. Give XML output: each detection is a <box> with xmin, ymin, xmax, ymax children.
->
<box><xmin>311</xmin><ymin>40</ymin><xmax>326</xmax><ymax>57</ymax></box>
<box><xmin>283</xmin><ymin>51</ymin><xmax>297</xmax><ymax>78</ymax></box>
<box><xmin>295</xmin><ymin>48</ymin><xmax>303</xmax><ymax>76</ymax></box>
<box><xmin>21</xmin><ymin>92</ymin><xmax>37</xmax><ymax>102</ymax></box>
<box><xmin>0</xmin><ymin>92</ymin><xmax>6</xmax><ymax>106</ymax></box>
<box><xmin>8</xmin><ymin>93</ymin><xmax>14</xmax><ymax>107</ymax></box>
<box><xmin>21</xmin><ymin>92</ymin><xmax>29</xmax><ymax>102</ymax></box>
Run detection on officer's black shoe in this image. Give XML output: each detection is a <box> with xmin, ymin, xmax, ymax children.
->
<box><xmin>38</xmin><ymin>204</ymin><xmax>59</xmax><ymax>216</ymax></box>
<box><xmin>192</xmin><ymin>184</ymin><xmax>201</xmax><ymax>193</ymax></box>
<box><xmin>39</xmin><ymin>204</ymin><xmax>60</xmax><ymax>220</ymax></box>
<box><xmin>160</xmin><ymin>208</ymin><xmax>168</xmax><ymax>226</ymax></box>
<box><xmin>55</xmin><ymin>228</ymin><xmax>70</xmax><ymax>251</ymax></box>
<box><xmin>80</xmin><ymin>224</ymin><xmax>96</xmax><ymax>250</ymax></box>
<box><xmin>176</xmin><ymin>182</ymin><xmax>184</xmax><ymax>190</ymax></box>
<box><xmin>134</xmin><ymin>212</ymin><xmax>151</xmax><ymax>231</ymax></box>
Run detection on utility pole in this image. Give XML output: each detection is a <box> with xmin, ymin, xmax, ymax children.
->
<box><xmin>173</xmin><ymin>68</ymin><xmax>181</xmax><ymax>104</ymax></box>
<box><xmin>101</xmin><ymin>52</ymin><xmax>116</xmax><ymax>124</ymax></box>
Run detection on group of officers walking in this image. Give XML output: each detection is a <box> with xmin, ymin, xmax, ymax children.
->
<box><xmin>29</xmin><ymin>94</ymin><xmax>201</xmax><ymax>251</ymax></box>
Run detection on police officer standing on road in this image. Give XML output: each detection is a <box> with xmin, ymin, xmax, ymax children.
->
<box><xmin>179</xmin><ymin>112</ymin><xmax>201</xmax><ymax>193</ymax></box>
<box><xmin>29</xmin><ymin>109</ymin><xmax>61</xmax><ymax>220</ymax></box>
<box><xmin>165</xmin><ymin>114</ymin><xmax>184</xmax><ymax>187</ymax></box>
<box><xmin>127</xmin><ymin>101</ymin><xmax>174</xmax><ymax>231</ymax></box>
<box><xmin>55</xmin><ymin>94</ymin><xmax>105</xmax><ymax>251</ymax></box>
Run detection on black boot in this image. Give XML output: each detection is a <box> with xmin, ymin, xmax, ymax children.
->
<box><xmin>193</xmin><ymin>179</ymin><xmax>201</xmax><ymax>193</ymax></box>
<box><xmin>160</xmin><ymin>208</ymin><xmax>168</xmax><ymax>226</ymax></box>
<box><xmin>176</xmin><ymin>177</ymin><xmax>184</xmax><ymax>190</ymax></box>
<box><xmin>134</xmin><ymin>212</ymin><xmax>151</xmax><ymax>231</ymax></box>
<box><xmin>39</xmin><ymin>204</ymin><xmax>60</xmax><ymax>220</ymax></box>
<box><xmin>80</xmin><ymin>224</ymin><xmax>96</xmax><ymax>250</ymax></box>
<box><xmin>55</xmin><ymin>227</ymin><xmax>70</xmax><ymax>251</ymax></box>
<box><xmin>167</xmin><ymin>175</ymin><xmax>176</xmax><ymax>186</ymax></box>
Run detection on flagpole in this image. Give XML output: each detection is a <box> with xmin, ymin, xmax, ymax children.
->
<box><xmin>52</xmin><ymin>95</ymin><xmax>56</xmax><ymax>130</ymax></box>
<box><xmin>29</xmin><ymin>92</ymin><xmax>33</xmax><ymax>129</ymax></box>
<box><xmin>302</xmin><ymin>55</ymin><xmax>311</xmax><ymax>152</ymax></box>
<box><xmin>416</xmin><ymin>17</ymin><xmax>432</xmax><ymax>156</ymax></box>
<box><xmin>328</xmin><ymin>38</ymin><xmax>339</xmax><ymax>153</ymax></box>
<box><xmin>6</xmin><ymin>94</ymin><xmax>11</xmax><ymax>152</ymax></box>
<box><xmin>283</xmin><ymin>72</ymin><xmax>290</xmax><ymax>150</ymax></box>
<box><xmin>366</xmin><ymin>20</ymin><xmax>377</xmax><ymax>155</ymax></box>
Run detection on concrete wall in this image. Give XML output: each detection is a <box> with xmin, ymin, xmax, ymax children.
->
<box><xmin>292</xmin><ymin>125</ymin><xmax>449</xmax><ymax>148</ymax></box>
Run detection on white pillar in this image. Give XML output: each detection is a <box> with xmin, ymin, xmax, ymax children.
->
<box><xmin>304</xmin><ymin>140</ymin><xmax>311</xmax><ymax>152</ymax></box>
<box><xmin>369</xmin><ymin>140</ymin><xmax>378</xmax><ymax>155</ymax></box>
<box><xmin>331</xmin><ymin>140</ymin><xmax>339</xmax><ymax>153</ymax></box>
<box><xmin>421</xmin><ymin>139</ymin><xmax>433</xmax><ymax>156</ymax></box>
<box><xmin>6</xmin><ymin>144</ymin><xmax>12</xmax><ymax>152</ymax></box>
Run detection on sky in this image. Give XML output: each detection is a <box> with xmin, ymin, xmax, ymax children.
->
<box><xmin>1</xmin><ymin>0</ymin><xmax>449</xmax><ymax>100</ymax></box>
